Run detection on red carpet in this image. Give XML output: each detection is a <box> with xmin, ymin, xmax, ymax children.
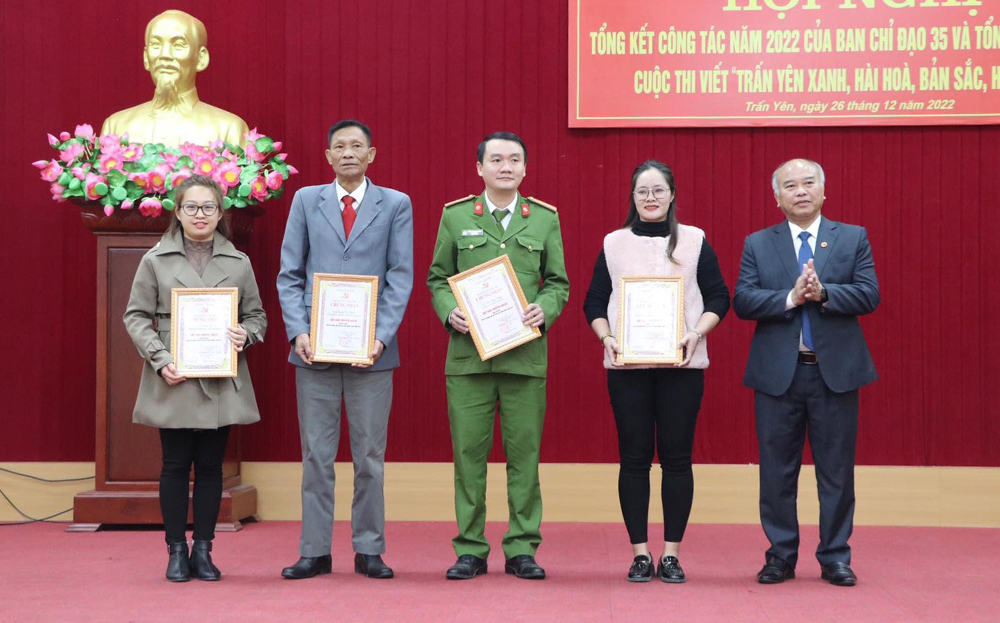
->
<box><xmin>0</xmin><ymin>521</ymin><xmax>996</xmax><ymax>623</ymax></box>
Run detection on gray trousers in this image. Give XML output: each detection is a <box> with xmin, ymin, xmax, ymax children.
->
<box><xmin>295</xmin><ymin>365</ymin><xmax>393</xmax><ymax>557</ymax></box>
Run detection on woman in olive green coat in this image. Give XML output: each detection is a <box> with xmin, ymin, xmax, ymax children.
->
<box><xmin>123</xmin><ymin>175</ymin><xmax>266</xmax><ymax>582</ymax></box>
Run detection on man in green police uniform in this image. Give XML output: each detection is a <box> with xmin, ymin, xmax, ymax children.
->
<box><xmin>427</xmin><ymin>132</ymin><xmax>570</xmax><ymax>581</ymax></box>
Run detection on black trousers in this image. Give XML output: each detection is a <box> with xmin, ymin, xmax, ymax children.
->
<box><xmin>158</xmin><ymin>426</ymin><xmax>231</xmax><ymax>545</ymax></box>
<box><xmin>755</xmin><ymin>363</ymin><xmax>858</xmax><ymax>568</ymax></box>
<box><xmin>608</xmin><ymin>368</ymin><xmax>704</xmax><ymax>544</ymax></box>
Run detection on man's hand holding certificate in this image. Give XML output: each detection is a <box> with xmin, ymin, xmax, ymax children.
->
<box><xmin>447</xmin><ymin>255</ymin><xmax>541</xmax><ymax>361</ymax></box>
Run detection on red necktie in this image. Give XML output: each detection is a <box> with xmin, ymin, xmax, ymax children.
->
<box><xmin>342</xmin><ymin>195</ymin><xmax>357</xmax><ymax>239</ymax></box>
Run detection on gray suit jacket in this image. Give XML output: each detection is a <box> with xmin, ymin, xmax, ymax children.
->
<box><xmin>277</xmin><ymin>178</ymin><xmax>414</xmax><ymax>371</ymax></box>
<box><xmin>733</xmin><ymin>218</ymin><xmax>880</xmax><ymax>396</ymax></box>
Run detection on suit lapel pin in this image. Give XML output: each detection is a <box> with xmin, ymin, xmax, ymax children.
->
<box><xmin>820</xmin><ymin>241</ymin><xmax>828</xmax><ymax>248</ymax></box>
<box><xmin>520</xmin><ymin>202</ymin><xmax>530</xmax><ymax>217</ymax></box>
<box><xmin>474</xmin><ymin>201</ymin><xmax>484</xmax><ymax>216</ymax></box>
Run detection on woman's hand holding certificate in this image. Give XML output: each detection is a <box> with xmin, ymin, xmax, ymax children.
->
<box><xmin>170</xmin><ymin>288</ymin><xmax>239</xmax><ymax>378</ymax></box>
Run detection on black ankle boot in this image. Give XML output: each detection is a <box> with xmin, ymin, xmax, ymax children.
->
<box><xmin>190</xmin><ymin>540</ymin><xmax>222</xmax><ymax>581</ymax></box>
<box><xmin>166</xmin><ymin>542</ymin><xmax>190</xmax><ymax>582</ymax></box>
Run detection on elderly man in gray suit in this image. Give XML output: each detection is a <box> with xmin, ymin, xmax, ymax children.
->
<box><xmin>277</xmin><ymin>119</ymin><xmax>413</xmax><ymax>580</ymax></box>
<box><xmin>734</xmin><ymin>159</ymin><xmax>879</xmax><ymax>588</ymax></box>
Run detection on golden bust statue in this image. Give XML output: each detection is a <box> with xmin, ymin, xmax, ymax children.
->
<box><xmin>101</xmin><ymin>10</ymin><xmax>249</xmax><ymax>147</ymax></box>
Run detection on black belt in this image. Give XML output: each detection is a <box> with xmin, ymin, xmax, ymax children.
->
<box><xmin>798</xmin><ymin>351</ymin><xmax>818</xmax><ymax>365</ymax></box>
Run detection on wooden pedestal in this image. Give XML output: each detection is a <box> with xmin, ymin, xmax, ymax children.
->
<box><xmin>68</xmin><ymin>206</ymin><xmax>261</xmax><ymax>532</ymax></box>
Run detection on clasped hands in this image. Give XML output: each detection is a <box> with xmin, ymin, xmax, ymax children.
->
<box><xmin>792</xmin><ymin>258</ymin><xmax>824</xmax><ymax>306</ymax></box>
<box><xmin>293</xmin><ymin>333</ymin><xmax>385</xmax><ymax>368</ymax></box>
<box><xmin>448</xmin><ymin>303</ymin><xmax>545</xmax><ymax>335</ymax></box>
<box><xmin>162</xmin><ymin>326</ymin><xmax>248</xmax><ymax>386</ymax></box>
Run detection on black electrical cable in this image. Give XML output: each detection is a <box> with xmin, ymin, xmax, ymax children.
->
<box><xmin>0</xmin><ymin>466</ymin><xmax>94</xmax><ymax>525</ymax></box>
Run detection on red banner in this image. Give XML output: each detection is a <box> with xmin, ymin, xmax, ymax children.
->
<box><xmin>569</xmin><ymin>0</ymin><xmax>1000</xmax><ymax>127</ymax></box>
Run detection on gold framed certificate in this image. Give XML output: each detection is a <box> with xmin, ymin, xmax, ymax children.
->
<box><xmin>448</xmin><ymin>255</ymin><xmax>541</xmax><ymax>361</ymax></box>
<box><xmin>170</xmin><ymin>288</ymin><xmax>239</xmax><ymax>378</ymax></box>
<box><xmin>616</xmin><ymin>276</ymin><xmax>685</xmax><ymax>365</ymax></box>
<box><xmin>309</xmin><ymin>273</ymin><xmax>379</xmax><ymax>365</ymax></box>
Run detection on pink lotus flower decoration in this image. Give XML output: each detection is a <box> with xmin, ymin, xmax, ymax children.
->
<box><xmin>250</xmin><ymin>176</ymin><xmax>269</xmax><ymax>201</ymax></box>
<box><xmin>98</xmin><ymin>154</ymin><xmax>124</xmax><ymax>174</ymax></box>
<box><xmin>138</xmin><ymin>198</ymin><xmax>163</xmax><ymax>218</ymax></box>
<box><xmin>193</xmin><ymin>158</ymin><xmax>216</xmax><ymax>177</ymax></box>
<box><xmin>60</xmin><ymin>143</ymin><xmax>85</xmax><ymax>163</ymax></box>
<box><xmin>214</xmin><ymin>162</ymin><xmax>241</xmax><ymax>189</ymax></box>
<box><xmin>84</xmin><ymin>172</ymin><xmax>107</xmax><ymax>201</ymax></box>
<box><xmin>74</xmin><ymin>124</ymin><xmax>95</xmax><ymax>141</ymax></box>
<box><xmin>36</xmin><ymin>125</ymin><xmax>296</xmax><ymax>216</ymax></box>
<box><xmin>33</xmin><ymin>160</ymin><xmax>63</xmax><ymax>183</ymax></box>
<box><xmin>147</xmin><ymin>165</ymin><xmax>171</xmax><ymax>193</ymax></box>
<box><xmin>265</xmin><ymin>170</ymin><xmax>283</xmax><ymax>190</ymax></box>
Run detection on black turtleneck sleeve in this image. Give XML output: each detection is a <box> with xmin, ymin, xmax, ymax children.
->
<box><xmin>583</xmin><ymin>234</ymin><xmax>730</xmax><ymax>324</ymax></box>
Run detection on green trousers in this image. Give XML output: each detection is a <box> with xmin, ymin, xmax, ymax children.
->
<box><xmin>446</xmin><ymin>373</ymin><xmax>546</xmax><ymax>559</ymax></box>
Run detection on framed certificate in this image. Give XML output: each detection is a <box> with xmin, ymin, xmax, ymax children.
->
<box><xmin>309</xmin><ymin>273</ymin><xmax>379</xmax><ymax>365</ymax></box>
<box><xmin>616</xmin><ymin>276</ymin><xmax>685</xmax><ymax>365</ymax></box>
<box><xmin>448</xmin><ymin>255</ymin><xmax>541</xmax><ymax>361</ymax></box>
<box><xmin>170</xmin><ymin>288</ymin><xmax>239</xmax><ymax>378</ymax></box>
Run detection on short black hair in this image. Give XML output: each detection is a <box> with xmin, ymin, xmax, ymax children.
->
<box><xmin>328</xmin><ymin>119</ymin><xmax>372</xmax><ymax>146</ymax></box>
<box><xmin>477</xmin><ymin>131</ymin><xmax>527</xmax><ymax>164</ymax></box>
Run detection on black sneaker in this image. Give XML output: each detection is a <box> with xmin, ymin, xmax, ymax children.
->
<box><xmin>658</xmin><ymin>555</ymin><xmax>686</xmax><ymax>583</ymax></box>
<box><xmin>627</xmin><ymin>555</ymin><xmax>654</xmax><ymax>582</ymax></box>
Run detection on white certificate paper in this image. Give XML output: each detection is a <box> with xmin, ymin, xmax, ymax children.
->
<box><xmin>309</xmin><ymin>274</ymin><xmax>378</xmax><ymax>364</ymax></box>
<box><xmin>171</xmin><ymin>288</ymin><xmax>238</xmax><ymax>378</ymax></box>
<box><xmin>448</xmin><ymin>255</ymin><xmax>540</xmax><ymax>361</ymax></box>
<box><xmin>617</xmin><ymin>277</ymin><xmax>684</xmax><ymax>365</ymax></box>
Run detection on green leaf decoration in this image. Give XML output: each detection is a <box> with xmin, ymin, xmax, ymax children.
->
<box><xmin>162</xmin><ymin>198</ymin><xmax>175</xmax><ymax>211</ymax></box>
<box><xmin>223</xmin><ymin>196</ymin><xmax>234</xmax><ymax>209</ymax></box>
<box><xmin>57</xmin><ymin>171</ymin><xmax>72</xmax><ymax>186</ymax></box>
<box><xmin>255</xmin><ymin>137</ymin><xmax>275</xmax><ymax>152</ymax></box>
<box><xmin>107</xmin><ymin>169</ymin><xmax>127</xmax><ymax>186</ymax></box>
<box><xmin>234</xmin><ymin>198</ymin><xmax>248</xmax><ymax>208</ymax></box>
<box><xmin>238</xmin><ymin>183</ymin><xmax>251</xmax><ymax>198</ymax></box>
<box><xmin>111</xmin><ymin>186</ymin><xmax>128</xmax><ymax>201</ymax></box>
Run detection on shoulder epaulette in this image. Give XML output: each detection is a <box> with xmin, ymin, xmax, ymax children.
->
<box><xmin>527</xmin><ymin>196</ymin><xmax>557</xmax><ymax>212</ymax></box>
<box><xmin>444</xmin><ymin>195</ymin><xmax>476</xmax><ymax>208</ymax></box>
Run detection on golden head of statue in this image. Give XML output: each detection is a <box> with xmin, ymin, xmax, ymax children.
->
<box><xmin>100</xmin><ymin>10</ymin><xmax>249</xmax><ymax>147</ymax></box>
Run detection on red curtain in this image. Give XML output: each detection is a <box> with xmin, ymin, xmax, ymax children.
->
<box><xmin>3</xmin><ymin>0</ymin><xmax>998</xmax><ymax>466</ymax></box>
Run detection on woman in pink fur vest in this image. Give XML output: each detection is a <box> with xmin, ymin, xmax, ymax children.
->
<box><xmin>583</xmin><ymin>160</ymin><xmax>729</xmax><ymax>584</ymax></box>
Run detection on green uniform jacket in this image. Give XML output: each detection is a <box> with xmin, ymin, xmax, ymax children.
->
<box><xmin>427</xmin><ymin>193</ymin><xmax>570</xmax><ymax>378</ymax></box>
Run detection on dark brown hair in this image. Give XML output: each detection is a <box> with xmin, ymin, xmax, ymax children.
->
<box><xmin>622</xmin><ymin>160</ymin><xmax>679</xmax><ymax>263</ymax></box>
<box><xmin>167</xmin><ymin>174</ymin><xmax>230</xmax><ymax>238</ymax></box>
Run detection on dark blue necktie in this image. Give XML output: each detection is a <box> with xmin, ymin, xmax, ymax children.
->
<box><xmin>798</xmin><ymin>231</ymin><xmax>814</xmax><ymax>351</ymax></box>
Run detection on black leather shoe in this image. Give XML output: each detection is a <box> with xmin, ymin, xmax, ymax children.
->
<box><xmin>281</xmin><ymin>555</ymin><xmax>333</xmax><ymax>579</ymax></box>
<box><xmin>657</xmin><ymin>555</ymin><xmax>686</xmax><ymax>583</ymax></box>
<box><xmin>504</xmin><ymin>554</ymin><xmax>546</xmax><ymax>580</ymax></box>
<box><xmin>354</xmin><ymin>553</ymin><xmax>394</xmax><ymax>579</ymax></box>
<box><xmin>189</xmin><ymin>540</ymin><xmax>221</xmax><ymax>581</ymax></box>
<box><xmin>446</xmin><ymin>554</ymin><xmax>488</xmax><ymax>580</ymax></box>
<box><xmin>821</xmin><ymin>562</ymin><xmax>857</xmax><ymax>587</ymax></box>
<box><xmin>627</xmin><ymin>555</ymin><xmax>654</xmax><ymax>583</ymax></box>
<box><xmin>166</xmin><ymin>542</ymin><xmax>190</xmax><ymax>582</ymax></box>
<box><xmin>757</xmin><ymin>558</ymin><xmax>795</xmax><ymax>584</ymax></box>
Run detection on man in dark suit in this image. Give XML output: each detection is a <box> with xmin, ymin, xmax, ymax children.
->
<box><xmin>733</xmin><ymin>158</ymin><xmax>879</xmax><ymax>587</ymax></box>
<box><xmin>277</xmin><ymin>120</ymin><xmax>413</xmax><ymax>580</ymax></box>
